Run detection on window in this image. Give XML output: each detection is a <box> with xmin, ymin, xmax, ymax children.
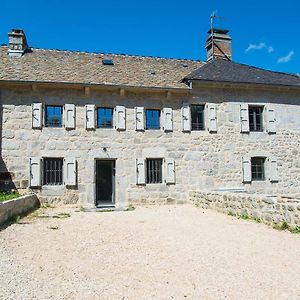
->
<box><xmin>102</xmin><ymin>59</ymin><xmax>114</xmax><ymax>65</ymax></box>
<box><xmin>251</xmin><ymin>157</ymin><xmax>265</xmax><ymax>181</ymax></box>
<box><xmin>146</xmin><ymin>109</ymin><xmax>160</xmax><ymax>130</ymax></box>
<box><xmin>97</xmin><ymin>107</ymin><xmax>113</xmax><ymax>128</ymax></box>
<box><xmin>249</xmin><ymin>106</ymin><xmax>263</xmax><ymax>132</ymax></box>
<box><xmin>45</xmin><ymin>105</ymin><xmax>63</xmax><ymax>127</ymax></box>
<box><xmin>146</xmin><ymin>159</ymin><xmax>162</xmax><ymax>184</ymax></box>
<box><xmin>43</xmin><ymin>158</ymin><xmax>63</xmax><ymax>185</ymax></box>
<box><xmin>191</xmin><ymin>105</ymin><xmax>205</xmax><ymax>130</ymax></box>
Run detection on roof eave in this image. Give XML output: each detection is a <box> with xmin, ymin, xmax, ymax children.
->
<box><xmin>187</xmin><ymin>79</ymin><xmax>300</xmax><ymax>91</ymax></box>
<box><xmin>0</xmin><ymin>79</ymin><xmax>192</xmax><ymax>93</ymax></box>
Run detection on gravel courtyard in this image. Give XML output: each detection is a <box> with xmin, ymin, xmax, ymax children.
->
<box><xmin>1</xmin><ymin>205</ymin><xmax>299</xmax><ymax>300</ymax></box>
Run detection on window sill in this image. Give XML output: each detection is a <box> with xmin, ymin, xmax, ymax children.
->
<box><xmin>96</xmin><ymin>127</ymin><xmax>114</xmax><ymax>129</ymax></box>
<box><xmin>41</xmin><ymin>185</ymin><xmax>65</xmax><ymax>196</ymax></box>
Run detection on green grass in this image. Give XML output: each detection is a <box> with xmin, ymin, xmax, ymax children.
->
<box><xmin>0</xmin><ymin>191</ymin><xmax>20</xmax><ymax>202</ymax></box>
<box><xmin>225</xmin><ymin>209</ymin><xmax>299</xmax><ymax>234</ymax></box>
<box><xmin>239</xmin><ymin>214</ymin><xmax>250</xmax><ymax>220</ymax></box>
<box><xmin>290</xmin><ymin>226</ymin><xmax>300</xmax><ymax>234</ymax></box>
<box><xmin>273</xmin><ymin>222</ymin><xmax>300</xmax><ymax>234</ymax></box>
<box><xmin>126</xmin><ymin>204</ymin><xmax>136</xmax><ymax>211</ymax></box>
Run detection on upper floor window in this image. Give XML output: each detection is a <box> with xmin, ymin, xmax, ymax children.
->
<box><xmin>97</xmin><ymin>107</ymin><xmax>113</xmax><ymax>128</ymax></box>
<box><xmin>146</xmin><ymin>109</ymin><xmax>160</xmax><ymax>130</ymax></box>
<box><xmin>249</xmin><ymin>106</ymin><xmax>263</xmax><ymax>132</ymax></box>
<box><xmin>43</xmin><ymin>158</ymin><xmax>63</xmax><ymax>185</ymax></box>
<box><xmin>251</xmin><ymin>157</ymin><xmax>265</xmax><ymax>181</ymax></box>
<box><xmin>191</xmin><ymin>105</ymin><xmax>205</xmax><ymax>130</ymax></box>
<box><xmin>45</xmin><ymin>105</ymin><xmax>63</xmax><ymax>127</ymax></box>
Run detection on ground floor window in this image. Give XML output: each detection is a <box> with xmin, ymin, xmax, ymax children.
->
<box><xmin>251</xmin><ymin>157</ymin><xmax>265</xmax><ymax>181</ymax></box>
<box><xmin>43</xmin><ymin>158</ymin><xmax>63</xmax><ymax>185</ymax></box>
<box><xmin>146</xmin><ymin>158</ymin><xmax>162</xmax><ymax>184</ymax></box>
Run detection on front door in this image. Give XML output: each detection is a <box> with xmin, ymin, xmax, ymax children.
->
<box><xmin>95</xmin><ymin>160</ymin><xmax>115</xmax><ymax>206</ymax></box>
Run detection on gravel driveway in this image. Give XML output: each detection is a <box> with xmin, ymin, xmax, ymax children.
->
<box><xmin>1</xmin><ymin>205</ymin><xmax>299</xmax><ymax>300</ymax></box>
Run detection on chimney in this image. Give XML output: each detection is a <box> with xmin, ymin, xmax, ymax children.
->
<box><xmin>8</xmin><ymin>29</ymin><xmax>28</xmax><ymax>57</ymax></box>
<box><xmin>206</xmin><ymin>28</ymin><xmax>232</xmax><ymax>61</ymax></box>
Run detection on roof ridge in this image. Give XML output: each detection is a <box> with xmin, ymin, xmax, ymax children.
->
<box><xmin>0</xmin><ymin>45</ymin><xmax>203</xmax><ymax>63</ymax></box>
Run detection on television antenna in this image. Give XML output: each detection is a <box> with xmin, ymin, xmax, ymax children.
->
<box><xmin>210</xmin><ymin>10</ymin><xmax>221</xmax><ymax>59</ymax></box>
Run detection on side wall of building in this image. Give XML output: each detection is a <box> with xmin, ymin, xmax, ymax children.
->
<box><xmin>0</xmin><ymin>85</ymin><xmax>299</xmax><ymax>207</ymax></box>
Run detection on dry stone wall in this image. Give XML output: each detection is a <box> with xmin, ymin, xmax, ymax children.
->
<box><xmin>0</xmin><ymin>85</ymin><xmax>299</xmax><ymax>208</ymax></box>
<box><xmin>190</xmin><ymin>190</ymin><xmax>300</xmax><ymax>227</ymax></box>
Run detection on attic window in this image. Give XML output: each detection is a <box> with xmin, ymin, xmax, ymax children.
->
<box><xmin>102</xmin><ymin>59</ymin><xmax>114</xmax><ymax>66</ymax></box>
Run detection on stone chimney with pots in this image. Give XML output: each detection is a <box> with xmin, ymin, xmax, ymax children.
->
<box><xmin>206</xmin><ymin>28</ymin><xmax>232</xmax><ymax>61</ymax></box>
<box><xmin>8</xmin><ymin>29</ymin><xmax>28</xmax><ymax>57</ymax></box>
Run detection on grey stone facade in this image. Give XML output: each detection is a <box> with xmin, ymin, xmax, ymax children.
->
<box><xmin>0</xmin><ymin>82</ymin><xmax>299</xmax><ymax>208</ymax></box>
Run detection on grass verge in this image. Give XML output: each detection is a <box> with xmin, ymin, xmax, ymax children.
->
<box><xmin>227</xmin><ymin>212</ymin><xmax>300</xmax><ymax>234</ymax></box>
<box><xmin>0</xmin><ymin>191</ymin><xmax>21</xmax><ymax>202</ymax></box>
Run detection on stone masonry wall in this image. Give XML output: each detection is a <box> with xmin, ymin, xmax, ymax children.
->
<box><xmin>190</xmin><ymin>190</ymin><xmax>300</xmax><ymax>227</ymax></box>
<box><xmin>0</xmin><ymin>194</ymin><xmax>40</xmax><ymax>226</ymax></box>
<box><xmin>0</xmin><ymin>84</ymin><xmax>299</xmax><ymax>208</ymax></box>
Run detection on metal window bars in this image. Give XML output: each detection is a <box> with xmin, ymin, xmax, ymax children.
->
<box><xmin>43</xmin><ymin>158</ymin><xmax>63</xmax><ymax>185</ymax></box>
<box><xmin>146</xmin><ymin>159</ymin><xmax>163</xmax><ymax>184</ymax></box>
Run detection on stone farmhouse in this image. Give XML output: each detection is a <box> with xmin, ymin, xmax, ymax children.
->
<box><xmin>0</xmin><ymin>28</ymin><xmax>300</xmax><ymax>209</ymax></box>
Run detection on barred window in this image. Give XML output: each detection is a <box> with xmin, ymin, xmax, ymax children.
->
<box><xmin>146</xmin><ymin>109</ymin><xmax>160</xmax><ymax>130</ymax></box>
<box><xmin>249</xmin><ymin>106</ymin><xmax>263</xmax><ymax>132</ymax></box>
<box><xmin>45</xmin><ymin>105</ymin><xmax>63</xmax><ymax>127</ymax></box>
<box><xmin>97</xmin><ymin>107</ymin><xmax>113</xmax><ymax>128</ymax></box>
<box><xmin>191</xmin><ymin>105</ymin><xmax>205</xmax><ymax>130</ymax></box>
<box><xmin>43</xmin><ymin>158</ymin><xmax>63</xmax><ymax>185</ymax></box>
<box><xmin>146</xmin><ymin>159</ymin><xmax>162</xmax><ymax>184</ymax></box>
<box><xmin>251</xmin><ymin>157</ymin><xmax>265</xmax><ymax>181</ymax></box>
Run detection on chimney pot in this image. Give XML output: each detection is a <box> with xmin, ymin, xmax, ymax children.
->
<box><xmin>8</xmin><ymin>29</ymin><xmax>28</xmax><ymax>57</ymax></box>
<box><xmin>206</xmin><ymin>28</ymin><xmax>232</xmax><ymax>61</ymax></box>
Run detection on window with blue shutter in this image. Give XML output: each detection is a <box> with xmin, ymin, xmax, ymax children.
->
<box><xmin>97</xmin><ymin>107</ymin><xmax>113</xmax><ymax>128</ymax></box>
<box><xmin>146</xmin><ymin>109</ymin><xmax>160</xmax><ymax>130</ymax></box>
<box><xmin>45</xmin><ymin>105</ymin><xmax>63</xmax><ymax>127</ymax></box>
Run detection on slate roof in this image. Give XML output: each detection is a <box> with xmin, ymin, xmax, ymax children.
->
<box><xmin>185</xmin><ymin>58</ymin><xmax>300</xmax><ymax>88</ymax></box>
<box><xmin>1</xmin><ymin>45</ymin><xmax>299</xmax><ymax>90</ymax></box>
<box><xmin>0</xmin><ymin>46</ymin><xmax>202</xmax><ymax>90</ymax></box>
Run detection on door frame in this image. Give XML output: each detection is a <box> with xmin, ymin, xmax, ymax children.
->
<box><xmin>94</xmin><ymin>158</ymin><xmax>116</xmax><ymax>207</ymax></box>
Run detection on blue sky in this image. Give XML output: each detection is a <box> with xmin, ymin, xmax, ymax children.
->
<box><xmin>1</xmin><ymin>0</ymin><xmax>299</xmax><ymax>74</ymax></box>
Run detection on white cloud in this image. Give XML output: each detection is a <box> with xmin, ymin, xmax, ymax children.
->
<box><xmin>267</xmin><ymin>46</ymin><xmax>274</xmax><ymax>53</ymax></box>
<box><xmin>277</xmin><ymin>51</ymin><xmax>294</xmax><ymax>63</ymax></box>
<box><xmin>245</xmin><ymin>42</ymin><xmax>266</xmax><ymax>52</ymax></box>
